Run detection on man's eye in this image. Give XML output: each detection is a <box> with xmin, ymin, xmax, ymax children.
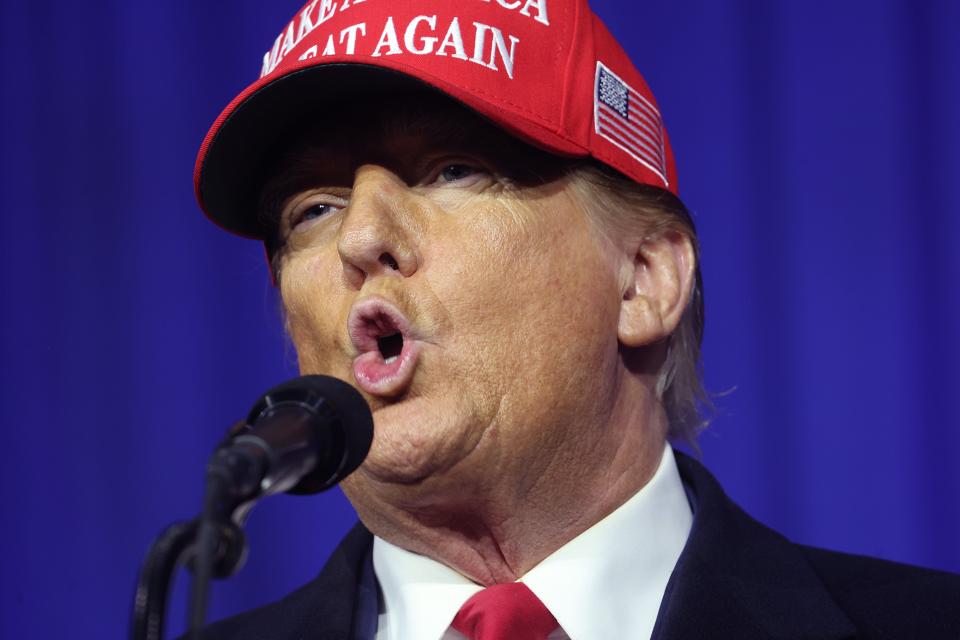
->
<box><xmin>435</xmin><ymin>164</ymin><xmax>482</xmax><ymax>184</ymax></box>
<box><xmin>301</xmin><ymin>203</ymin><xmax>338</xmax><ymax>221</ymax></box>
<box><xmin>288</xmin><ymin>200</ymin><xmax>342</xmax><ymax>231</ymax></box>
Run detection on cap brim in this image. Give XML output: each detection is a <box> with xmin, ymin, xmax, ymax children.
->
<box><xmin>195</xmin><ymin>63</ymin><xmax>587</xmax><ymax>240</ymax></box>
<box><xmin>197</xmin><ymin>65</ymin><xmax>436</xmax><ymax>239</ymax></box>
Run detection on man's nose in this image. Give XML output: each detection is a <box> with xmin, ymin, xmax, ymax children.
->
<box><xmin>336</xmin><ymin>165</ymin><xmax>421</xmax><ymax>289</ymax></box>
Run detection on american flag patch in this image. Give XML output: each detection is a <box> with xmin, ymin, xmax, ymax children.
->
<box><xmin>594</xmin><ymin>62</ymin><xmax>668</xmax><ymax>187</ymax></box>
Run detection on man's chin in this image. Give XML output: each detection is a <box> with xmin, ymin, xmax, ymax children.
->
<box><xmin>340</xmin><ymin>388</ymin><xmax>487</xmax><ymax>488</ymax></box>
<box><xmin>344</xmin><ymin>430</ymin><xmax>478</xmax><ymax>499</ymax></box>
<box><xmin>350</xmin><ymin>440</ymin><xmax>453</xmax><ymax>488</ymax></box>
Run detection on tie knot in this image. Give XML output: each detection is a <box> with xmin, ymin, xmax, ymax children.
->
<box><xmin>452</xmin><ymin>583</ymin><xmax>559</xmax><ymax>640</ymax></box>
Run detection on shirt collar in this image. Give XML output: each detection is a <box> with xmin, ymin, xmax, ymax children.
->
<box><xmin>373</xmin><ymin>443</ymin><xmax>692</xmax><ymax>640</ymax></box>
<box><xmin>373</xmin><ymin>535</ymin><xmax>480</xmax><ymax>640</ymax></box>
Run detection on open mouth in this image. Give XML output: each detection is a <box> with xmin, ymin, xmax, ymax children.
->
<box><xmin>377</xmin><ymin>332</ymin><xmax>404</xmax><ymax>363</ymax></box>
<box><xmin>348</xmin><ymin>298</ymin><xmax>422</xmax><ymax>397</ymax></box>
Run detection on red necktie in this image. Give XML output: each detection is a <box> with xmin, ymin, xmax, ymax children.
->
<box><xmin>451</xmin><ymin>583</ymin><xmax>559</xmax><ymax>640</ymax></box>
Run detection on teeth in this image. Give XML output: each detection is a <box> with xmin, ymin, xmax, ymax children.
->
<box><xmin>384</xmin><ymin>356</ymin><xmax>398</xmax><ymax>365</ymax></box>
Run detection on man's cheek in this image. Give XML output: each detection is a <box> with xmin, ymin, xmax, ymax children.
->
<box><xmin>287</xmin><ymin>308</ymin><xmax>341</xmax><ymax>372</ymax></box>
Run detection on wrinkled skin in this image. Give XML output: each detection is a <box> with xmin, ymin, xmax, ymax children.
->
<box><xmin>269</xmin><ymin>90</ymin><xmax>693</xmax><ymax>584</ymax></box>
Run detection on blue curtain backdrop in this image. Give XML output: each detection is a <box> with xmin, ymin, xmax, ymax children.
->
<box><xmin>1</xmin><ymin>1</ymin><xmax>957</xmax><ymax>637</ymax></box>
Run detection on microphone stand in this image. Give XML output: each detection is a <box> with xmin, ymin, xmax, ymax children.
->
<box><xmin>130</xmin><ymin>471</ymin><xmax>251</xmax><ymax>640</ymax></box>
<box><xmin>130</xmin><ymin>515</ymin><xmax>247</xmax><ymax>640</ymax></box>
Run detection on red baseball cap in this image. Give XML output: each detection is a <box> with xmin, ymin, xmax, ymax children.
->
<box><xmin>195</xmin><ymin>0</ymin><xmax>678</xmax><ymax>239</ymax></box>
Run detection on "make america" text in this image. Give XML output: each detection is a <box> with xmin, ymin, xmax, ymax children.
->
<box><xmin>260</xmin><ymin>0</ymin><xmax>548</xmax><ymax>78</ymax></box>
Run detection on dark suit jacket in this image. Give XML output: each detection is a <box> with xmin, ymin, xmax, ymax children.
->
<box><xmin>199</xmin><ymin>453</ymin><xmax>960</xmax><ymax>639</ymax></box>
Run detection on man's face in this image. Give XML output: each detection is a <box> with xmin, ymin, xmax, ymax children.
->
<box><xmin>270</xmin><ymin>91</ymin><xmax>627</xmax><ymax>508</ymax></box>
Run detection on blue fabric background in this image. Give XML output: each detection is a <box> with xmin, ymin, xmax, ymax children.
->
<box><xmin>1</xmin><ymin>1</ymin><xmax>957</xmax><ymax>638</ymax></box>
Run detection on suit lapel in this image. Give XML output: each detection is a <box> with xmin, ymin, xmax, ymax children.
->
<box><xmin>653</xmin><ymin>454</ymin><xmax>857</xmax><ymax>640</ymax></box>
<box><xmin>269</xmin><ymin>523</ymin><xmax>374</xmax><ymax>640</ymax></box>
<box><xmin>196</xmin><ymin>522</ymin><xmax>374</xmax><ymax>640</ymax></box>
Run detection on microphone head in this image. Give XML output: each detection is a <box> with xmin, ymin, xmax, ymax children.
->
<box><xmin>245</xmin><ymin>375</ymin><xmax>373</xmax><ymax>494</ymax></box>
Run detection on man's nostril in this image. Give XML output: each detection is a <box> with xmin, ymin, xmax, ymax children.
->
<box><xmin>379</xmin><ymin>252</ymin><xmax>400</xmax><ymax>271</ymax></box>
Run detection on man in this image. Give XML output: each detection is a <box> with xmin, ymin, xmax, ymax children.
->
<box><xmin>192</xmin><ymin>1</ymin><xmax>960</xmax><ymax>638</ymax></box>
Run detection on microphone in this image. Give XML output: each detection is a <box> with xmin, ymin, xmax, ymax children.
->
<box><xmin>132</xmin><ymin>375</ymin><xmax>374</xmax><ymax>640</ymax></box>
<box><xmin>207</xmin><ymin>375</ymin><xmax>374</xmax><ymax>509</ymax></box>
<box><xmin>187</xmin><ymin>375</ymin><xmax>374</xmax><ymax>638</ymax></box>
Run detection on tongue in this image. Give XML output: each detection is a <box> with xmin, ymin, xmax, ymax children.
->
<box><xmin>354</xmin><ymin>347</ymin><xmax>404</xmax><ymax>384</ymax></box>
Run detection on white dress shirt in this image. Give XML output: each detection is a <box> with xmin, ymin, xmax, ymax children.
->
<box><xmin>373</xmin><ymin>443</ymin><xmax>692</xmax><ymax>640</ymax></box>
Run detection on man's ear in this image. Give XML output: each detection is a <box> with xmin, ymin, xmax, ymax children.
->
<box><xmin>618</xmin><ymin>230</ymin><xmax>696</xmax><ymax>348</ymax></box>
